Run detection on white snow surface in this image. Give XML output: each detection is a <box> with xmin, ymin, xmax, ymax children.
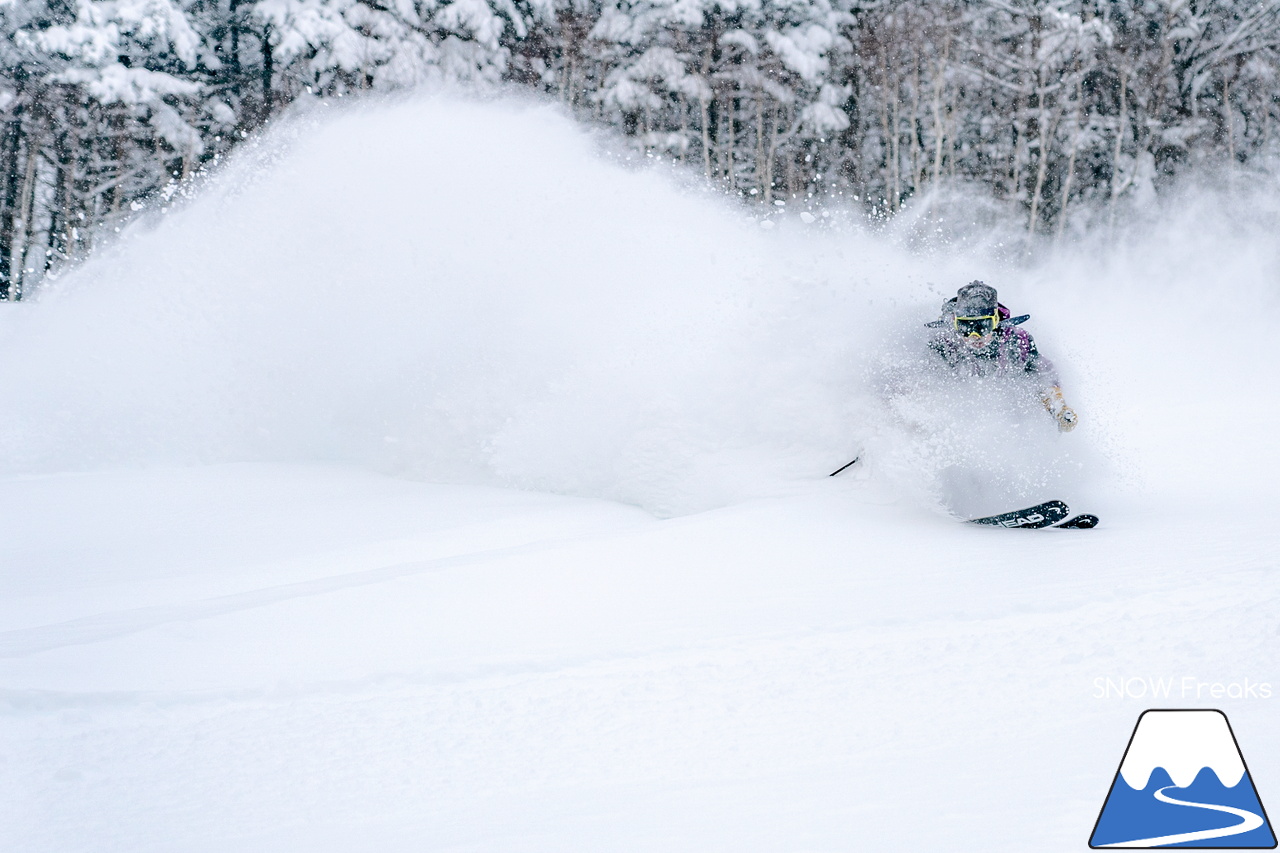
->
<box><xmin>1</xmin><ymin>95</ymin><xmax>1279</xmax><ymax>852</ymax></box>
<box><xmin>1119</xmin><ymin>710</ymin><xmax>1246</xmax><ymax>790</ymax></box>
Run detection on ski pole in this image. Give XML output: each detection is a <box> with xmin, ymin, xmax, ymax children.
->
<box><xmin>828</xmin><ymin>456</ymin><xmax>860</xmax><ymax>477</ymax></box>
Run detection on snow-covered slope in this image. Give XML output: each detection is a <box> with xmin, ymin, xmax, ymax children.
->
<box><xmin>0</xmin><ymin>96</ymin><xmax>1277</xmax><ymax>852</ymax></box>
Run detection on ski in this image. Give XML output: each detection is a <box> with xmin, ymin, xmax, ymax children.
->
<box><xmin>968</xmin><ymin>500</ymin><xmax>1069</xmax><ymax>529</ymax></box>
<box><xmin>1054</xmin><ymin>513</ymin><xmax>1099</xmax><ymax>529</ymax></box>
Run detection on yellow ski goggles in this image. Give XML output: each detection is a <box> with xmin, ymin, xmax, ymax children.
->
<box><xmin>954</xmin><ymin>314</ymin><xmax>999</xmax><ymax>336</ymax></box>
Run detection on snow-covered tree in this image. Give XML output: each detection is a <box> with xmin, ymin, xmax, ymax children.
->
<box><xmin>5</xmin><ymin>0</ymin><xmax>1280</xmax><ymax>296</ymax></box>
<box><xmin>0</xmin><ymin>0</ymin><xmax>242</xmax><ymax>295</ymax></box>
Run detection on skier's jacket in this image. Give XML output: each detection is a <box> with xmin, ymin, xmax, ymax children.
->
<box><xmin>928</xmin><ymin>302</ymin><xmax>1059</xmax><ymax>387</ymax></box>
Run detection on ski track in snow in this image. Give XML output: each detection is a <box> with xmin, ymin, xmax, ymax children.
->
<box><xmin>0</xmin><ymin>536</ymin><xmax>589</xmax><ymax>659</ymax></box>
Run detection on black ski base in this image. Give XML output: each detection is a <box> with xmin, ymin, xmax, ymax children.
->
<box><xmin>968</xmin><ymin>500</ymin><xmax>1069</xmax><ymax>529</ymax></box>
<box><xmin>1054</xmin><ymin>513</ymin><xmax>1099</xmax><ymax>529</ymax></box>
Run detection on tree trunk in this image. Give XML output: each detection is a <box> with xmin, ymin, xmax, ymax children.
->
<box><xmin>229</xmin><ymin>0</ymin><xmax>243</xmax><ymax>88</ymax></box>
<box><xmin>678</xmin><ymin>94</ymin><xmax>688</xmax><ymax>164</ymax></box>
<box><xmin>0</xmin><ymin>110</ymin><xmax>23</xmax><ymax>299</ymax></box>
<box><xmin>1027</xmin><ymin>70</ymin><xmax>1054</xmax><ymax>236</ymax></box>
<box><xmin>890</xmin><ymin>97</ymin><xmax>901</xmax><ymax>211</ymax></box>
<box><xmin>1010</xmin><ymin>95</ymin><xmax>1024</xmax><ymax>204</ymax></box>
<box><xmin>755</xmin><ymin>95</ymin><xmax>765</xmax><ymax>194</ymax></box>
<box><xmin>45</xmin><ymin>130</ymin><xmax>72</xmax><ymax>277</ymax></box>
<box><xmin>699</xmin><ymin>45</ymin><xmax>712</xmax><ymax>177</ymax></box>
<box><xmin>764</xmin><ymin>106</ymin><xmax>778</xmax><ymax>203</ymax></box>
<box><xmin>261</xmin><ymin>25</ymin><xmax>275</xmax><ymax>120</ymax></box>
<box><xmin>909</xmin><ymin>48</ymin><xmax>921</xmax><ymax>196</ymax></box>
<box><xmin>700</xmin><ymin>96</ymin><xmax>712</xmax><ymax>178</ymax></box>
<box><xmin>726</xmin><ymin>96</ymin><xmax>736</xmax><ymax>190</ymax></box>
<box><xmin>931</xmin><ymin>34</ymin><xmax>950</xmax><ymax>187</ymax></box>
<box><xmin>1224</xmin><ymin>76</ymin><xmax>1235</xmax><ymax>169</ymax></box>
<box><xmin>1027</xmin><ymin>109</ymin><xmax>1057</xmax><ymax>237</ymax></box>
<box><xmin>878</xmin><ymin>78</ymin><xmax>892</xmax><ymax>211</ymax></box>
<box><xmin>1110</xmin><ymin>67</ymin><xmax>1128</xmax><ymax>236</ymax></box>
<box><xmin>13</xmin><ymin>123</ymin><xmax>41</xmax><ymax>299</ymax></box>
<box><xmin>1056</xmin><ymin>80</ymin><xmax>1083</xmax><ymax>243</ymax></box>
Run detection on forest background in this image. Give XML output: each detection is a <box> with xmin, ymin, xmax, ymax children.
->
<box><xmin>2</xmin><ymin>0</ymin><xmax>1278</xmax><ymax>299</ymax></box>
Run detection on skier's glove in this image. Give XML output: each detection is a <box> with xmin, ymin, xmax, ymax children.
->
<box><xmin>1041</xmin><ymin>386</ymin><xmax>1078</xmax><ymax>433</ymax></box>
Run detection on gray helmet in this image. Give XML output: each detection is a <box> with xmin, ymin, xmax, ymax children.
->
<box><xmin>953</xmin><ymin>281</ymin><xmax>998</xmax><ymax>318</ymax></box>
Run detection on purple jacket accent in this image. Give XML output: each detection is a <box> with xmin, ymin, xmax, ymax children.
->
<box><xmin>929</xmin><ymin>303</ymin><xmax>1059</xmax><ymax>387</ymax></box>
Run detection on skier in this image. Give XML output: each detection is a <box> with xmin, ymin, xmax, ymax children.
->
<box><xmin>927</xmin><ymin>281</ymin><xmax>1078</xmax><ymax>432</ymax></box>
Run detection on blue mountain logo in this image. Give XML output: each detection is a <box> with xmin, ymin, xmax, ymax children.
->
<box><xmin>1091</xmin><ymin>709</ymin><xmax>1276</xmax><ymax>848</ymax></box>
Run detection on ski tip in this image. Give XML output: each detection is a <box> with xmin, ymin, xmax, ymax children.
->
<box><xmin>1055</xmin><ymin>514</ymin><xmax>1099</xmax><ymax>529</ymax></box>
